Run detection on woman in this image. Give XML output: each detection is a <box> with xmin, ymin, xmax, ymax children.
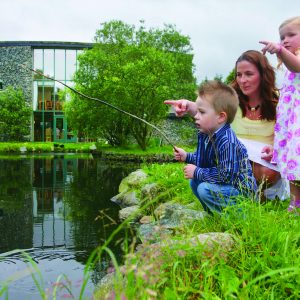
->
<box><xmin>231</xmin><ymin>50</ymin><xmax>279</xmax><ymax>185</ymax></box>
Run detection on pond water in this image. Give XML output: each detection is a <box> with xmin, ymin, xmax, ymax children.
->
<box><xmin>0</xmin><ymin>153</ymin><xmax>139</xmax><ymax>299</ymax></box>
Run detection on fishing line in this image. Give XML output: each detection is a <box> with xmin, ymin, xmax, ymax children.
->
<box><xmin>21</xmin><ymin>65</ymin><xmax>176</xmax><ymax>149</ymax></box>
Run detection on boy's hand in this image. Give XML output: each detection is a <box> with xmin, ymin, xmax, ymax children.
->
<box><xmin>261</xmin><ymin>145</ymin><xmax>273</xmax><ymax>161</ymax></box>
<box><xmin>174</xmin><ymin>146</ymin><xmax>187</xmax><ymax>162</ymax></box>
<box><xmin>164</xmin><ymin>99</ymin><xmax>189</xmax><ymax>117</ymax></box>
<box><xmin>184</xmin><ymin>164</ymin><xmax>196</xmax><ymax>179</ymax></box>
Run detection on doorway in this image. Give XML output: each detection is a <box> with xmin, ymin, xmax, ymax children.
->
<box><xmin>54</xmin><ymin>116</ymin><xmax>65</xmax><ymax>142</ymax></box>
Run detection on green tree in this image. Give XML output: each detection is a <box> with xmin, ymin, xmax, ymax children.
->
<box><xmin>65</xmin><ymin>20</ymin><xmax>196</xmax><ymax>149</ymax></box>
<box><xmin>224</xmin><ymin>68</ymin><xmax>235</xmax><ymax>84</ymax></box>
<box><xmin>213</xmin><ymin>74</ymin><xmax>223</xmax><ymax>82</ymax></box>
<box><xmin>0</xmin><ymin>87</ymin><xmax>32</xmax><ymax>141</ymax></box>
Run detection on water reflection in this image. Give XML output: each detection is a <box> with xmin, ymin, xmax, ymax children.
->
<box><xmin>0</xmin><ymin>154</ymin><xmax>139</xmax><ymax>299</ymax></box>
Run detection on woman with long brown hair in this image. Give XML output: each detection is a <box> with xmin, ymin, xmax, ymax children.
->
<box><xmin>230</xmin><ymin>50</ymin><xmax>279</xmax><ymax>185</ymax></box>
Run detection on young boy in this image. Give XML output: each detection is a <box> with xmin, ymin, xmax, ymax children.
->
<box><xmin>174</xmin><ymin>80</ymin><xmax>257</xmax><ymax>214</ymax></box>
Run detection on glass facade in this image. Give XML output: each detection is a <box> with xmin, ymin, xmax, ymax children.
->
<box><xmin>33</xmin><ymin>48</ymin><xmax>82</xmax><ymax>142</ymax></box>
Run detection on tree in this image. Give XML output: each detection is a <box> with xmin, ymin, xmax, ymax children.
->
<box><xmin>213</xmin><ymin>74</ymin><xmax>223</xmax><ymax>82</ymax></box>
<box><xmin>65</xmin><ymin>20</ymin><xmax>196</xmax><ymax>149</ymax></box>
<box><xmin>224</xmin><ymin>69</ymin><xmax>235</xmax><ymax>85</ymax></box>
<box><xmin>0</xmin><ymin>87</ymin><xmax>32</xmax><ymax>141</ymax></box>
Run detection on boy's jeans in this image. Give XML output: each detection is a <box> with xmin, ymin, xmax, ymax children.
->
<box><xmin>190</xmin><ymin>179</ymin><xmax>240</xmax><ymax>214</ymax></box>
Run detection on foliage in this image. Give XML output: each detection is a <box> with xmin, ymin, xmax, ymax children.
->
<box><xmin>200</xmin><ymin>69</ymin><xmax>235</xmax><ymax>85</ymax></box>
<box><xmin>0</xmin><ymin>159</ymin><xmax>32</xmax><ymax>211</ymax></box>
<box><xmin>0</xmin><ymin>87</ymin><xmax>32</xmax><ymax>141</ymax></box>
<box><xmin>65</xmin><ymin>20</ymin><xmax>196</xmax><ymax>150</ymax></box>
<box><xmin>225</xmin><ymin>68</ymin><xmax>235</xmax><ymax>84</ymax></box>
<box><xmin>32</xmin><ymin>69</ymin><xmax>44</xmax><ymax>80</ymax></box>
<box><xmin>213</xmin><ymin>73</ymin><xmax>223</xmax><ymax>81</ymax></box>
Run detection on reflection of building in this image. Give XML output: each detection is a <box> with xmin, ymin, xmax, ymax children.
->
<box><xmin>0</xmin><ymin>41</ymin><xmax>93</xmax><ymax>142</ymax></box>
<box><xmin>32</xmin><ymin>157</ymin><xmax>77</xmax><ymax>248</ymax></box>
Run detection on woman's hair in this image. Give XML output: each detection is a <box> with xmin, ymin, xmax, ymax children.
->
<box><xmin>231</xmin><ymin>50</ymin><xmax>277</xmax><ymax>121</ymax></box>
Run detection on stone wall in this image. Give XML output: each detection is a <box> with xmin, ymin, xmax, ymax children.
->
<box><xmin>155</xmin><ymin>116</ymin><xmax>197</xmax><ymax>147</ymax></box>
<box><xmin>0</xmin><ymin>46</ymin><xmax>33</xmax><ymax>103</ymax></box>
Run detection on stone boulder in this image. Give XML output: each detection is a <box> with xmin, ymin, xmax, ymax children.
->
<box><xmin>141</xmin><ymin>183</ymin><xmax>161</xmax><ymax>200</ymax></box>
<box><xmin>154</xmin><ymin>201</ymin><xmax>207</xmax><ymax>228</ymax></box>
<box><xmin>94</xmin><ymin>232</ymin><xmax>236</xmax><ymax>299</ymax></box>
<box><xmin>111</xmin><ymin>191</ymin><xmax>140</xmax><ymax>207</ymax></box>
<box><xmin>118</xmin><ymin>169</ymin><xmax>148</xmax><ymax>193</ymax></box>
<box><xmin>137</xmin><ymin>223</ymin><xmax>173</xmax><ymax>243</ymax></box>
<box><xmin>119</xmin><ymin>205</ymin><xmax>142</xmax><ymax>221</ymax></box>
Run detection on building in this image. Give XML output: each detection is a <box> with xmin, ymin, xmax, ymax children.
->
<box><xmin>0</xmin><ymin>41</ymin><xmax>93</xmax><ymax>142</ymax></box>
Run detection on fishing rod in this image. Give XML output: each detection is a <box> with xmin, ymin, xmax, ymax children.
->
<box><xmin>21</xmin><ymin>65</ymin><xmax>176</xmax><ymax>149</ymax></box>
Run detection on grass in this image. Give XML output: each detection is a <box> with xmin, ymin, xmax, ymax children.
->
<box><xmin>0</xmin><ymin>141</ymin><xmax>194</xmax><ymax>156</ymax></box>
<box><xmin>0</xmin><ymin>141</ymin><xmax>96</xmax><ymax>153</ymax></box>
<box><xmin>93</xmin><ymin>163</ymin><xmax>300</xmax><ymax>299</ymax></box>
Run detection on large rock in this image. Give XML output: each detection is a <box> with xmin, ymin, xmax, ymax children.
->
<box><xmin>137</xmin><ymin>223</ymin><xmax>173</xmax><ymax>243</ymax></box>
<box><xmin>154</xmin><ymin>201</ymin><xmax>207</xmax><ymax>228</ymax></box>
<box><xmin>171</xmin><ymin>232</ymin><xmax>236</xmax><ymax>256</ymax></box>
<box><xmin>119</xmin><ymin>205</ymin><xmax>142</xmax><ymax>221</ymax></box>
<box><xmin>111</xmin><ymin>191</ymin><xmax>140</xmax><ymax>207</ymax></box>
<box><xmin>94</xmin><ymin>232</ymin><xmax>236</xmax><ymax>298</ymax></box>
<box><xmin>141</xmin><ymin>183</ymin><xmax>161</xmax><ymax>200</ymax></box>
<box><xmin>118</xmin><ymin>169</ymin><xmax>148</xmax><ymax>193</ymax></box>
<box><xmin>136</xmin><ymin>202</ymin><xmax>207</xmax><ymax>243</ymax></box>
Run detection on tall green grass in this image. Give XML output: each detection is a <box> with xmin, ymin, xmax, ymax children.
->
<box><xmin>97</xmin><ymin>201</ymin><xmax>300</xmax><ymax>299</ymax></box>
<box><xmin>94</xmin><ymin>163</ymin><xmax>300</xmax><ymax>299</ymax></box>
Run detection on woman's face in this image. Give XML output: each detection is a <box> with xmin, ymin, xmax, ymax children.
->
<box><xmin>236</xmin><ymin>60</ymin><xmax>261</xmax><ymax>98</ymax></box>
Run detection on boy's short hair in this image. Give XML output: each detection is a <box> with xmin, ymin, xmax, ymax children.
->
<box><xmin>197</xmin><ymin>80</ymin><xmax>238</xmax><ymax>123</ymax></box>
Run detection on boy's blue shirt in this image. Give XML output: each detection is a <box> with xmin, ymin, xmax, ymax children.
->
<box><xmin>186</xmin><ymin>123</ymin><xmax>257</xmax><ymax>193</ymax></box>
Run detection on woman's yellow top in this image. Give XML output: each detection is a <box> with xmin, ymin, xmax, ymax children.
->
<box><xmin>231</xmin><ymin>107</ymin><xmax>275</xmax><ymax>145</ymax></box>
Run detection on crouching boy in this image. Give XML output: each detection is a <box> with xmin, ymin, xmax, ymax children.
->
<box><xmin>174</xmin><ymin>80</ymin><xmax>257</xmax><ymax>214</ymax></box>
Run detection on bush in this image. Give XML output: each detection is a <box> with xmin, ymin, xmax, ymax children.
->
<box><xmin>0</xmin><ymin>87</ymin><xmax>32</xmax><ymax>141</ymax></box>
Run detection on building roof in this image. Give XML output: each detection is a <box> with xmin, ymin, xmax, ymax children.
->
<box><xmin>0</xmin><ymin>41</ymin><xmax>94</xmax><ymax>49</ymax></box>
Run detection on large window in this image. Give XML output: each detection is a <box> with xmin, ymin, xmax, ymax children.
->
<box><xmin>43</xmin><ymin>50</ymin><xmax>54</xmax><ymax>79</ymax></box>
<box><xmin>33</xmin><ymin>48</ymin><xmax>80</xmax><ymax>142</ymax></box>
<box><xmin>54</xmin><ymin>50</ymin><xmax>65</xmax><ymax>80</ymax></box>
<box><xmin>33</xmin><ymin>48</ymin><xmax>79</xmax><ymax>82</ymax></box>
<box><xmin>34</xmin><ymin>50</ymin><xmax>43</xmax><ymax>73</ymax></box>
<box><xmin>66</xmin><ymin>50</ymin><xmax>77</xmax><ymax>80</ymax></box>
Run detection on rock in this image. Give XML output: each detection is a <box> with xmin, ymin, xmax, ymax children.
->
<box><xmin>140</xmin><ymin>232</ymin><xmax>235</xmax><ymax>261</ymax></box>
<box><xmin>119</xmin><ymin>205</ymin><xmax>142</xmax><ymax>221</ymax></box>
<box><xmin>141</xmin><ymin>183</ymin><xmax>161</xmax><ymax>200</ymax></box>
<box><xmin>139</xmin><ymin>215</ymin><xmax>155</xmax><ymax>224</ymax></box>
<box><xmin>19</xmin><ymin>146</ymin><xmax>27</xmax><ymax>153</ymax></box>
<box><xmin>118</xmin><ymin>169</ymin><xmax>147</xmax><ymax>193</ymax></box>
<box><xmin>137</xmin><ymin>223</ymin><xmax>172</xmax><ymax>243</ymax></box>
<box><xmin>154</xmin><ymin>201</ymin><xmax>207</xmax><ymax>229</ymax></box>
<box><xmin>187</xmin><ymin>232</ymin><xmax>235</xmax><ymax>253</ymax></box>
<box><xmin>111</xmin><ymin>191</ymin><xmax>139</xmax><ymax>207</ymax></box>
<box><xmin>95</xmin><ymin>232</ymin><xmax>236</xmax><ymax>298</ymax></box>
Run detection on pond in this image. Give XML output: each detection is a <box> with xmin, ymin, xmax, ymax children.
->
<box><xmin>0</xmin><ymin>153</ymin><xmax>139</xmax><ymax>299</ymax></box>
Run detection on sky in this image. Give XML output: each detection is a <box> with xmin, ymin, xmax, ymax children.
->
<box><xmin>1</xmin><ymin>0</ymin><xmax>297</xmax><ymax>83</ymax></box>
